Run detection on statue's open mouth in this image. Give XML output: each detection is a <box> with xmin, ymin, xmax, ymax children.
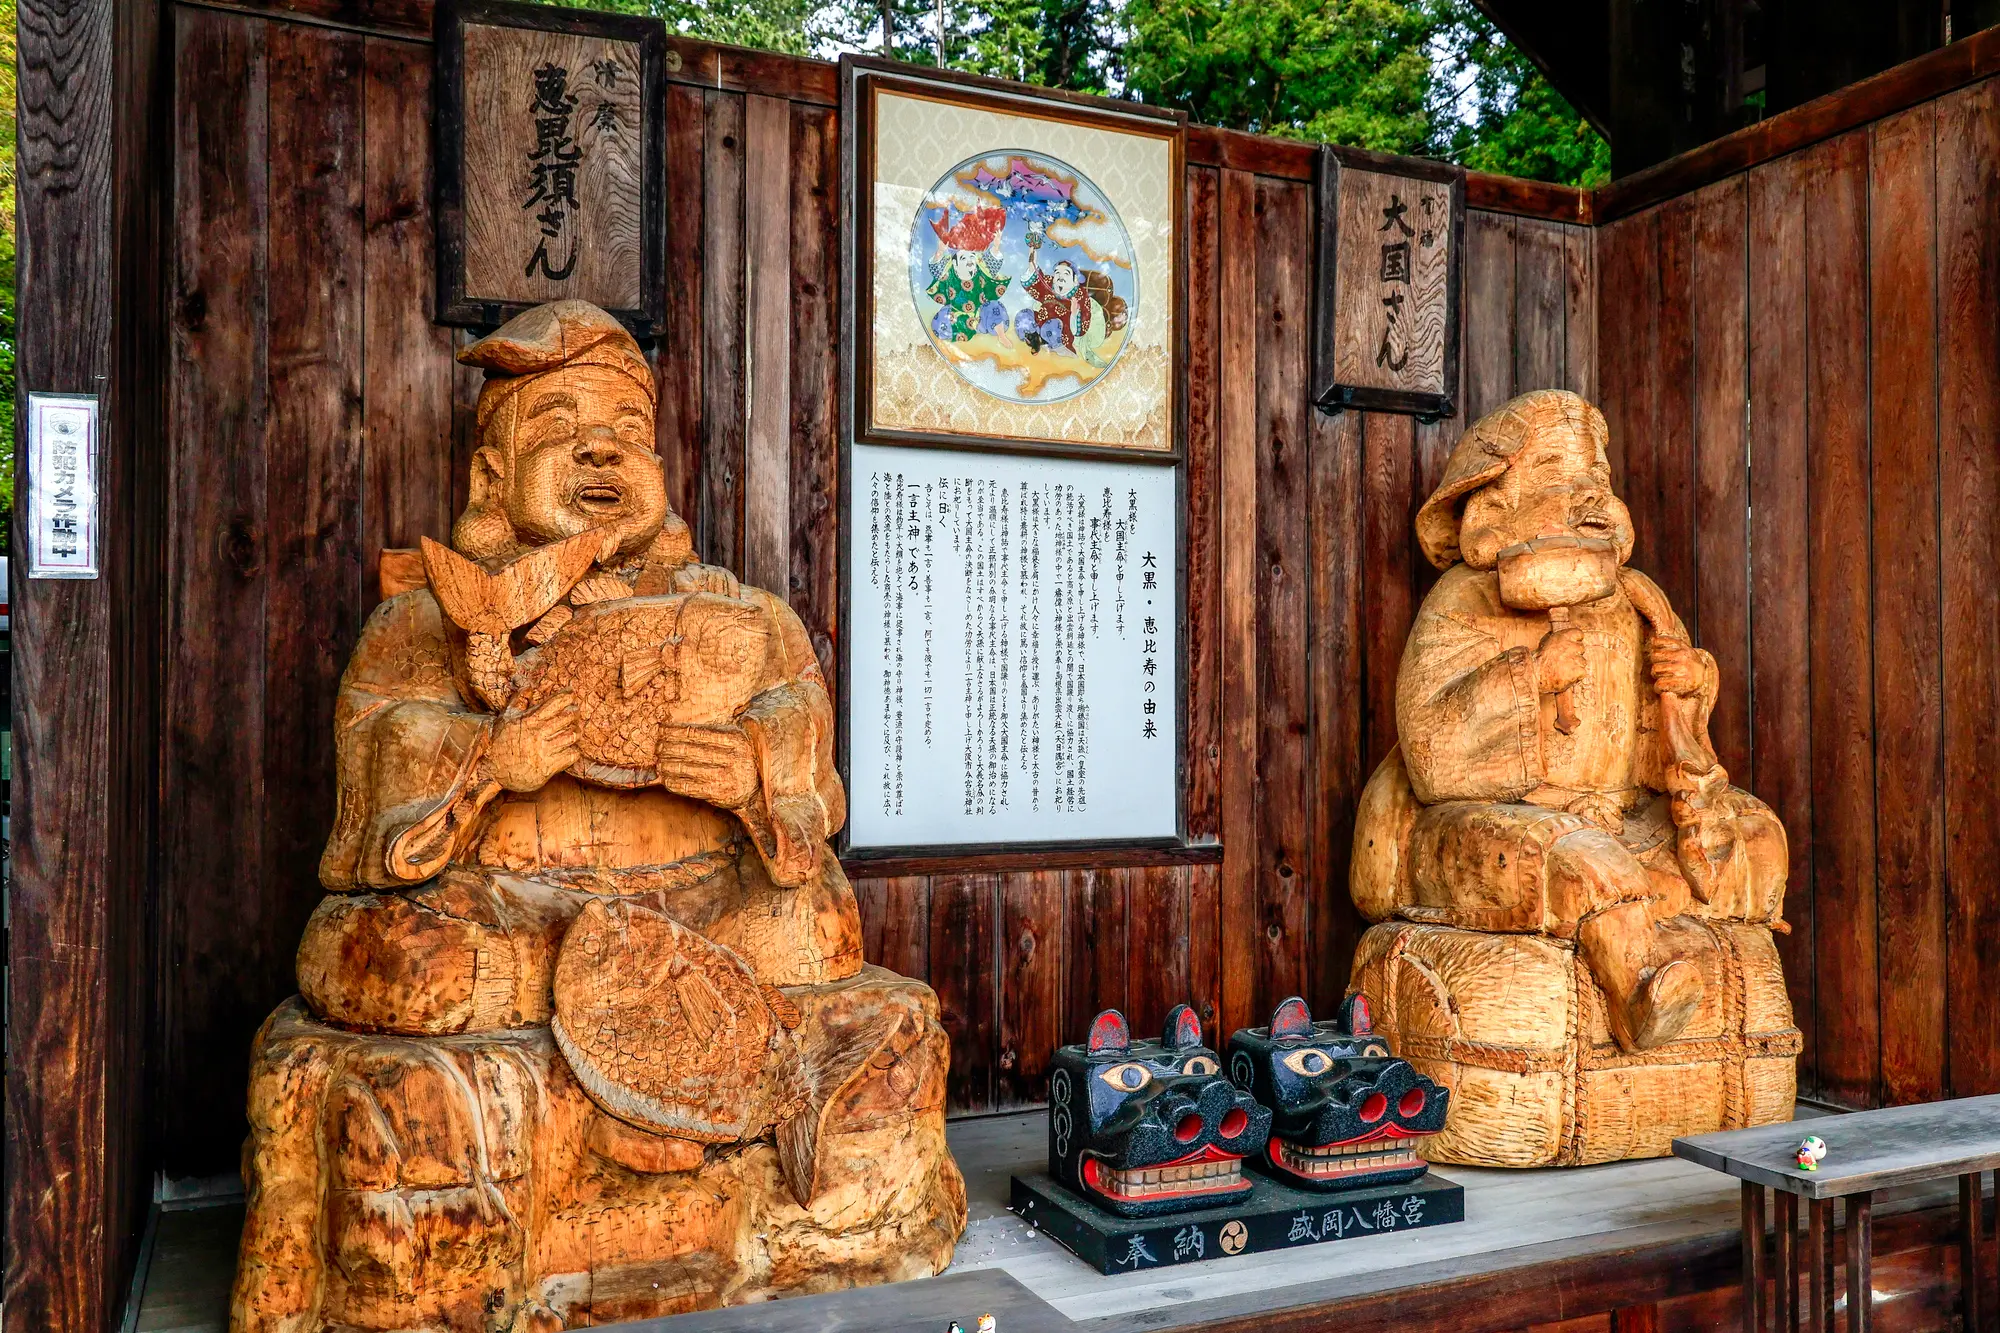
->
<box><xmin>1080</xmin><ymin>1143</ymin><xmax>1249</xmax><ymax>1204</ymax></box>
<box><xmin>574</xmin><ymin>482</ymin><xmax>625</xmax><ymax>513</ymax></box>
<box><xmin>1269</xmin><ymin>1126</ymin><xmax>1432</xmax><ymax>1184</ymax></box>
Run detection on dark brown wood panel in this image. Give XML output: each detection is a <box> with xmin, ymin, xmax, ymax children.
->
<box><xmin>930</xmin><ymin>873</ymin><xmax>1000</xmax><ymax>1113</ymax></box>
<box><xmin>1253</xmin><ymin>176</ymin><xmax>1312</xmax><ymax>1021</ymax></box>
<box><xmin>855</xmin><ymin>874</ymin><xmax>930</xmax><ymax>980</ymax></box>
<box><xmin>1462</xmin><ymin>211</ymin><xmax>1517</xmax><ymax>422</ymax></box>
<box><xmin>1938</xmin><ymin>77</ymin><xmax>2000</xmax><ymax>1097</ymax></box>
<box><xmin>1063</xmin><ymin>867</ymin><xmax>1129</xmax><ymax>1046</ymax></box>
<box><xmin>1745</xmin><ymin>149</ymin><xmax>1817</xmax><ymax>1095</ymax></box>
<box><xmin>1803</xmin><ymin>129</ymin><xmax>1879</xmax><ymax>1110</ymax></box>
<box><xmin>1124</xmin><ymin>865</ymin><xmax>1192</xmax><ymax>1038</ymax></box>
<box><xmin>787</xmin><ymin>101</ymin><xmax>839</xmax><ymax>678</ymax></box>
<box><xmin>1688</xmin><ymin>178</ymin><xmax>1749</xmax><ymax>782</ymax></box>
<box><xmin>998</xmin><ymin>871</ymin><xmax>1063</xmax><ymax>1106</ymax></box>
<box><xmin>658</xmin><ymin>82</ymin><xmax>704</xmax><ymax>523</ymax></box>
<box><xmin>160</xmin><ymin>6</ymin><xmax>273</xmax><ymax>1173</ymax></box>
<box><xmin>1184</xmin><ymin>165</ymin><xmax>1223</xmax><ymax>846</ymax></box>
<box><xmin>1647</xmin><ymin>198</ymin><xmax>1697</xmax><ymax>627</ymax></box>
<box><xmin>1513</xmin><ymin>219</ymin><xmax>1567</xmax><ymax>395</ymax></box>
<box><xmin>1867</xmin><ymin>102</ymin><xmax>1947</xmax><ymax>1107</ymax></box>
<box><xmin>698</xmin><ymin>89</ymin><xmax>745</xmax><ymax>571</ymax></box>
<box><xmin>1307</xmin><ymin>405</ymin><xmax>1363</xmax><ymax>1015</ymax></box>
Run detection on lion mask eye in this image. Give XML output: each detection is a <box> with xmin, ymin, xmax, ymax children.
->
<box><xmin>1281</xmin><ymin>1048</ymin><xmax>1335</xmax><ymax>1077</ymax></box>
<box><xmin>1180</xmin><ymin>1055</ymin><xmax>1218</xmax><ymax>1076</ymax></box>
<box><xmin>1098</xmin><ymin>1062</ymin><xmax>1152</xmax><ymax>1092</ymax></box>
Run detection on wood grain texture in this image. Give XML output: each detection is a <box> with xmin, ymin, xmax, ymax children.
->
<box><xmin>1512</xmin><ymin>219</ymin><xmax>1566</xmax><ymax>395</ymax></box>
<box><xmin>1254</xmin><ymin>176</ymin><xmax>1311</xmax><ymax>1019</ymax></box>
<box><xmin>1562</xmin><ymin>224</ymin><xmax>1596</xmax><ymax>401</ymax></box>
<box><xmin>788</xmin><ymin>102</ymin><xmax>840</xmax><ymax>679</ymax></box>
<box><xmin>742</xmin><ymin>93</ymin><xmax>791</xmax><ymax>597</ymax></box>
<box><xmin>1804</xmin><ymin>130</ymin><xmax>1879</xmax><ymax>1110</ymax></box>
<box><xmin>856</xmin><ymin>874</ymin><xmax>931</xmax><ymax>981</ymax></box>
<box><xmin>1461</xmin><ymin>210</ymin><xmax>1516</xmax><ymax>422</ymax></box>
<box><xmin>1062</xmin><ymin>867</ymin><xmax>1127</xmax><ymax>1045</ymax></box>
<box><xmin>698</xmin><ymin>89</ymin><xmax>745</xmax><ymax>570</ymax></box>
<box><xmin>1217</xmin><ymin>168</ymin><xmax>1258</xmax><ymax>1040</ymax></box>
<box><xmin>1359</xmin><ymin>411</ymin><xmax>1415</xmax><ymax>771</ymax></box>
<box><xmin>657</xmin><ymin>82</ymin><xmax>704</xmax><ymax>523</ymax></box>
<box><xmin>1867</xmin><ymin>102</ymin><xmax>1946</xmax><ymax>1107</ymax></box>
<box><xmin>1689</xmin><ymin>177</ymin><xmax>1748</xmax><ymax>783</ymax></box>
<box><xmin>160</xmin><ymin>5</ymin><xmax>273</xmax><ymax>1175</ymax></box>
<box><xmin>1746</xmin><ymin>150</ymin><xmax>1817</xmax><ymax>1094</ymax></box>
<box><xmin>1184</xmin><ymin>165</ymin><xmax>1222</xmax><ymax>846</ymax></box>
<box><xmin>1124</xmin><ymin>865</ymin><xmax>1191</xmax><ymax>1038</ymax></box>
<box><xmin>1937</xmin><ymin>78</ymin><xmax>2000</xmax><ymax>1099</ymax></box>
<box><xmin>1647</xmin><ymin>198</ymin><xmax>1697</xmax><ymax>626</ymax></box>
<box><xmin>931</xmin><ymin>874</ymin><xmax>999</xmax><ymax>1113</ymax></box>
<box><xmin>998</xmin><ymin>871</ymin><xmax>1063</xmax><ymax>1106</ymax></box>
<box><xmin>1308</xmin><ymin>404</ymin><xmax>1362</xmax><ymax>1015</ymax></box>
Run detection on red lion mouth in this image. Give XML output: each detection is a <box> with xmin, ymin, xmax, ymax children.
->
<box><xmin>1080</xmin><ymin>1143</ymin><xmax>1250</xmax><ymax>1204</ymax></box>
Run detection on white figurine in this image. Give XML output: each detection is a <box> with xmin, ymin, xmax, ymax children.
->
<box><xmin>1795</xmin><ymin>1134</ymin><xmax>1827</xmax><ymax>1171</ymax></box>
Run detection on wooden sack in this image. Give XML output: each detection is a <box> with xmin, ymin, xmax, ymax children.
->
<box><xmin>1349</xmin><ymin>917</ymin><xmax>1800</xmax><ymax>1168</ymax></box>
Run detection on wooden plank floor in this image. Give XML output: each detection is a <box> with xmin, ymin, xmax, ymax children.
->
<box><xmin>136</xmin><ymin>1103</ymin><xmax>1959</xmax><ymax>1332</ymax></box>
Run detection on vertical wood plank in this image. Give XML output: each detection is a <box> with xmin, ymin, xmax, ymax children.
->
<box><xmin>259</xmin><ymin>23</ymin><xmax>367</xmax><ymax>1173</ymax></box>
<box><xmin>361</xmin><ymin>38</ymin><xmax>454</xmax><ymax>576</ymax></box>
<box><xmin>1596</xmin><ymin>209</ymin><xmax>1659</xmax><ymax>499</ymax></box>
<box><xmin>742</xmin><ymin>94</ymin><xmax>791</xmax><ymax>596</ymax></box>
<box><xmin>1254</xmin><ymin>177</ymin><xmax>1311</xmax><ymax>1019</ymax></box>
<box><xmin>1513</xmin><ymin>219</ymin><xmax>1567</xmax><ymax>394</ymax></box>
<box><xmin>1690</xmin><ymin>177</ymin><xmax>1750</xmax><ymax>782</ymax></box>
<box><xmin>1564</xmin><ymin>223</ymin><xmax>1598</xmax><ymax>402</ymax></box>
<box><xmin>1463</xmin><ymin>211</ymin><xmax>1517</xmax><ymax>422</ymax></box>
<box><xmin>1868</xmin><ymin>103</ymin><xmax>1946</xmax><ymax>1106</ymax></box>
<box><xmin>1217</xmin><ymin>167</ymin><xmax>1259</xmax><ymax>1039</ymax></box>
<box><xmin>787</xmin><ymin>102</ymin><xmax>839</xmax><ymax>677</ymax></box>
<box><xmin>855</xmin><ymin>874</ymin><xmax>930</xmax><ymax>981</ymax></box>
<box><xmin>997</xmin><ymin>871</ymin><xmax>1063</xmax><ymax>1107</ymax></box>
<box><xmin>1125</xmin><ymin>865</ymin><xmax>1192</xmax><ymax>1039</ymax></box>
<box><xmin>1805</xmin><ymin>129</ymin><xmax>1879</xmax><ymax>1110</ymax></box>
<box><xmin>699</xmin><ymin>90</ymin><xmax>746</xmax><ymax>569</ymax></box>
<box><xmin>1649</xmin><ymin>198</ymin><xmax>1699</xmax><ymax>628</ymax></box>
<box><xmin>930</xmin><ymin>873</ymin><xmax>998</xmax><ymax>1113</ymax></box>
<box><xmin>1360</xmin><ymin>412</ymin><xmax>1416</xmax><ymax>772</ymax></box>
<box><xmin>658</xmin><ymin>83</ymin><xmax>705</xmax><ymax>523</ymax></box>
<box><xmin>161</xmin><ymin>6</ymin><xmax>269</xmax><ymax>1173</ymax></box>
<box><xmin>1063</xmin><ymin>867</ymin><xmax>1128</xmax><ymax>1044</ymax></box>
<box><xmin>1747</xmin><ymin>151</ymin><xmax>1818</xmax><ymax>1093</ymax></box>
<box><xmin>1309</xmin><ymin>405</ymin><xmax>1363</xmax><ymax>1014</ymax></box>
<box><xmin>1186</xmin><ymin>860</ymin><xmax>1223</xmax><ymax>1035</ymax></box>
<box><xmin>1938</xmin><ymin>78</ymin><xmax>2000</xmax><ymax>1098</ymax></box>
<box><xmin>1184</xmin><ymin>165</ymin><xmax>1223</xmax><ymax>846</ymax></box>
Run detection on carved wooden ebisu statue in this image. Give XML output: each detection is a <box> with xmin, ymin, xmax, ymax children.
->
<box><xmin>231</xmin><ymin>301</ymin><xmax>966</xmax><ymax>1332</ymax></box>
<box><xmin>1347</xmin><ymin>390</ymin><xmax>1799</xmax><ymax>1169</ymax></box>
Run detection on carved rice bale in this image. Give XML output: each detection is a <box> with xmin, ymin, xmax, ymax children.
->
<box><xmin>1350</xmin><ymin>917</ymin><xmax>1800</xmax><ymax>1168</ymax></box>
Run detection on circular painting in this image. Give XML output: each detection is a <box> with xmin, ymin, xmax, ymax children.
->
<box><xmin>907</xmin><ymin>149</ymin><xmax>1140</xmax><ymax>405</ymax></box>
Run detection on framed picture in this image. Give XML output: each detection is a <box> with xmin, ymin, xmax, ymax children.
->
<box><xmin>1313</xmin><ymin>145</ymin><xmax>1464</xmax><ymax>420</ymax></box>
<box><xmin>435</xmin><ymin>0</ymin><xmax>666</xmax><ymax>333</ymax></box>
<box><xmin>841</xmin><ymin>57</ymin><xmax>1187</xmax><ymax>461</ymax></box>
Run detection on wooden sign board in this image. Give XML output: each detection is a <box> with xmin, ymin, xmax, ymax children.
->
<box><xmin>436</xmin><ymin>0</ymin><xmax>665</xmax><ymax>333</ymax></box>
<box><xmin>1313</xmin><ymin>147</ymin><xmax>1463</xmax><ymax>420</ymax></box>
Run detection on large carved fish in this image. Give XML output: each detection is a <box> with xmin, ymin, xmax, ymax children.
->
<box><xmin>551</xmin><ymin>899</ymin><xmax>890</xmax><ymax>1204</ymax></box>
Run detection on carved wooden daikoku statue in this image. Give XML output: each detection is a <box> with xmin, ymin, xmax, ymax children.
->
<box><xmin>1347</xmin><ymin>390</ymin><xmax>1800</xmax><ymax>1168</ymax></box>
<box><xmin>231</xmin><ymin>301</ymin><xmax>965</xmax><ymax>1332</ymax></box>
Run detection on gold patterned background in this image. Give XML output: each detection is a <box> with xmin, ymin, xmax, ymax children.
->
<box><xmin>870</xmin><ymin>88</ymin><xmax>1176</xmax><ymax>452</ymax></box>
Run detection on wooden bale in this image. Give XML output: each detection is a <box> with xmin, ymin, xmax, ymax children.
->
<box><xmin>1351</xmin><ymin>918</ymin><xmax>1800</xmax><ymax>1168</ymax></box>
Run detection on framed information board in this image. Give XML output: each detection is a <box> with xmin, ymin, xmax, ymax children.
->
<box><xmin>842</xmin><ymin>443</ymin><xmax>1181</xmax><ymax>856</ymax></box>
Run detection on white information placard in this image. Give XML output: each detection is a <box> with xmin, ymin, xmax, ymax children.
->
<box><xmin>27</xmin><ymin>392</ymin><xmax>101</xmax><ymax>580</ymax></box>
<box><xmin>847</xmin><ymin>443</ymin><xmax>1179</xmax><ymax>851</ymax></box>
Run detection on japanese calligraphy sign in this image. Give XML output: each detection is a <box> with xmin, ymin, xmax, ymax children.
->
<box><xmin>27</xmin><ymin>393</ymin><xmax>101</xmax><ymax>579</ymax></box>
<box><xmin>436</xmin><ymin>0</ymin><xmax>665</xmax><ymax>332</ymax></box>
<box><xmin>1313</xmin><ymin>147</ymin><xmax>1463</xmax><ymax>420</ymax></box>
<box><xmin>843</xmin><ymin>443</ymin><xmax>1180</xmax><ymax>854</ymax></box>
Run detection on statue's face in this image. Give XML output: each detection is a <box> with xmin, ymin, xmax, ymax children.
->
<box><xmin>1226</xmin><ymin>998</ymin><xmax>1446</xmax><ymax>1193</ymax></box>
<box><xmin>491</xmin><ymin>364</ymin><xmax>667</xmax><ymax>560</ymax></box>
<box><xmin>1457</xmin><ymin>424</ymin><xmax>1634</xmax><ymax>570</ymax></box>
<box><xmin>1048</xmin><ymin>1006</ymin><xmax>1270</xmax><ymax>1218</ymax></box>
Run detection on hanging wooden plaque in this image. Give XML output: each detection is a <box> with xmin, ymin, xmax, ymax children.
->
<box><xmin>1313</xmin><ymin>146</ymin><xmax>1463</xmax><ymax>420</ymax></box>
<box><xmin>435</xmin><ymin>0</ymin><xmax>665</xmax><ymax>333</ymax></box>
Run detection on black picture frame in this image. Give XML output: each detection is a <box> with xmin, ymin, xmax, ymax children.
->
<box><xmin>434</xmin><ymin>0</ymin><xmax>667</xmax><ymax>335</ymax></box>
<box><xmin>1312</xmin><ymin>143</ymin><xmax>1465</xmax><ymax>422</ymax></box>
<box><xmin>839</xmin><ymin>55</ymin><xmax>1189</xmax><ymax>465</ymax></box>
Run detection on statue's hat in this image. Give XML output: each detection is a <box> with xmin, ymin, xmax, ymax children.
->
<box><xmin>1414</xmin><ymin>389</ymin><xmax>1608</xmax><ymax>570</ymax></box>
<box><xmin>459</xmin><ymin>300</ymin><xmax>655</xmax><ymax>404</ymax></box>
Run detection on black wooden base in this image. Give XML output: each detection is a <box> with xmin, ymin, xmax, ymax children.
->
<box><xmin>1009</xmin><ymin>1169</ymin><xmax>1465</xmax><ymax>1275</ymax></box>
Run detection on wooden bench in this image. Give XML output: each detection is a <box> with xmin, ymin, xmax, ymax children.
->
<box><xmin>1676</xmin><ymin>1095</ymin><xmax>2000</xmax><ymax>1332</ymax></box>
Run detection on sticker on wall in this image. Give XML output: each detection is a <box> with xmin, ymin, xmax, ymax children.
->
<box><xmin>27</xmin><ymin>392</ymin><xmax>100</xmax><ymax>580</ymax></box>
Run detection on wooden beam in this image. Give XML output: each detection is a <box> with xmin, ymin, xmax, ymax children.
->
<box><xmin>1217</xmin><ymin>168</ymin><xmax>1258</xmax><ymax>1040</ymax></box>
<box><xmin>742</xmin><ymin>93</ymin><xmax>792</xmax><ymax>597</ymax></box>
<box><xmin>6</xmin><ymin>0</ymin><xmax>168</xmax><ymax>1324</ymax></box>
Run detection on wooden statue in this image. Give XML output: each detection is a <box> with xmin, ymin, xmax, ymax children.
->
<box><xmin>231</xmin><ymin>301</ymin><xmax>965</xmax><ymax>1332</ymax></box>
<box><xmin>1347</xmin><ymin>390</ymin><xmax>1800</xmax><ymax>1169</ymax></box>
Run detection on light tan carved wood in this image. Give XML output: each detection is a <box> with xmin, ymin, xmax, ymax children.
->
<box><xmin>234</xmin><ymin>301</ymin><xmax>964</xmax><ymax>1333</ymax></box>
<box><xmin>1347</xmin><ymin>389</ymin><xmax>1799</xmax><ymax>1169</ymax></box>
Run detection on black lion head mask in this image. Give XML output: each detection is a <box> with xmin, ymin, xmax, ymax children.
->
<box><xmin>1048</xmin><ymin>1005</ymin><xmax>1272</xmax><ymax>1217</ymax></box>
<box><xmin>1226</xmin><ymin>995</ymin><xmax>1448</xmax><ymax>1192</ymax></box>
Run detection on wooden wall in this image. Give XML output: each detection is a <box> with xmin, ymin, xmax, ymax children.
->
<box><xmin>1597</xmin><ymin>73</ymin><xmax>2000</xmax><ymax>1111</ymax></box>
<box><xmin>157</xmin><ymin>0</ymin><xmax>1593</xmax><ymax>1173</ymax></box>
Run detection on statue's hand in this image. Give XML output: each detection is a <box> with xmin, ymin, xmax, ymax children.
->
<box><xmin>656</xmin><ymin>724</ymin><xmax>759</xmax><ymax>809</ymax></box>
<box><xmin>1536</xmin><ymin>626</ymin><xmax>1587</xmax><ymax>695</ymax></box>
<box><xmin>485</xmin><ymin>693</ymin><xmax>579</xmax><ymax>791</ymax></box>
<box><xmin>1648</xmin><ymin>638</ymin><xmax>1706</xmax><ymax>697</ymax></box>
